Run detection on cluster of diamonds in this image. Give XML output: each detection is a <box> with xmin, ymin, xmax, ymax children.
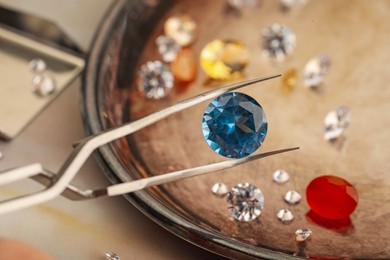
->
<box><xmin>137</xmin><ymin>14</ymin><xmax>197</xmax><ymax>99</ymax></box>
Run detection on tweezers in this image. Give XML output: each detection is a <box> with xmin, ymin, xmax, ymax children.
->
<box><xmin>0</xmin><ymin>75</ymin><xmax>299</xmax><ymax>215</ymax></box>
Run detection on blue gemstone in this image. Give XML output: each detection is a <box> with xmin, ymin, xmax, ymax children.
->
<box><xmin>202</xmin><ymin>92</ymin><xmax>268</xmax><ymax>158</ymax></box>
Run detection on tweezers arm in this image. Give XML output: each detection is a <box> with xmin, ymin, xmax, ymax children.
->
<box><xmin>106</xmin><ymin>147</ymin><xmax>299</xmax><ymax>196</ymax></box>
<box><xmin>0</xmin><ymin>164</ymin><xmax>44</xmax><ymax>186</ymax></box>
<box><xmin>0</xmin><ymin>75</ymin><xmax>281</xmax><ymax>215</ymax></box>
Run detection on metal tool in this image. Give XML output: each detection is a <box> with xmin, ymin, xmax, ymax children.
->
<box><xmin>0</xmin><ymin>75</ymin><xmax>299</xmax><ymax>215</ymax></box>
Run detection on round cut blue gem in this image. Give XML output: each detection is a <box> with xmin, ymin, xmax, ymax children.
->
<box><xmin>202</xmin><ymin>92</ymin><xmax>268</xmax><ymax>158</ymax></box>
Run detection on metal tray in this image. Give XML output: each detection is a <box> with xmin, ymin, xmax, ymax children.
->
<box><xmin>82</xmin><ymin>0</ymin><xmax>390</xmax><ymax>259</ymax></box>
<box><xmin>0</xmin><ymin>26</ymin><xmax>84</xmax><ymax>140</ymax></box>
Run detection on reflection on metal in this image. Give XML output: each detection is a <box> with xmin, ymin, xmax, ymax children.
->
<box><xmin>0</xmin><ymin>26</ymin><xmax>84</xmax><ymax>140</ymax></box>
<box><xmin>0</xmin><ymin>5</ymin><xmax>84</xmax><ymax>53</ymax></box>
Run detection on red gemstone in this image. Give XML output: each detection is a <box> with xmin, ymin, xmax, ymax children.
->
<box><xmin>306</xmin><ymin>175</ymin><xmax>358</xmax><ymax>219</ymax></box>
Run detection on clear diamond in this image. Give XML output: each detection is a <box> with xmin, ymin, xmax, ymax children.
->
<box><xmin>303</xmin><ymin>55</ymin><xmax>331</xmax><ymax>89</ymax></box>
<box><xmin>164</xmin><ymin>14</ymin><xmax>197</xmax><ymax>46</ymax></box>
<box><xmin>228</xmin><ymin>0</ymin><xmax>260</xmax><ymax>8</ymax></box>
<box><xmin>105</xmin><ymin>252</ymin><xmax>119</xmax><ymax>260</ymax></box>
<box><xmin>227</xmin><ymin>183</ymin><xmax>264</xmax><ymax>221</ymax></box>
<box><xmin>277</xmin><ymin>209</ymin><xmax>294</xmax><ymax>223</ymax></box>
<box><xmin>211</xmin><ymin>182</ymin><xmax>229</xmax><ymax>197</ymax></box>
<box><xmin>273</xmin><ymin>169</ymin><xmax>290</xmax><ymax>184</ymax></box>
<box><xmin>31</xmin><ymin>75</ymin><xmax>56</xmax><ymax>97</ymax></box>
<box><xmin>284</xmin><ymin>190</ymin><xmax>301</xmax><ymax>204</ymax></box>
<box><xmin>156</xmin><ymin>36</ymin><xmax>181</xmax><ymax>62</ymax></box>
<box><xmin>202</xmin><ymin>92</ymin><xmax>268</xmax><ymax>158</ymax></box>
<box><xmin>261</xmin><ymin>23</ymin><xmax>296</xmax><ymax>61</ymax></box>
<box><xmin>324</xmin><ymin>106</ymin><xmax>351</xmax><ymax>141</ymax></box>
<box><xmin>29</xmin><ymin>58</ymin><xmax>47</xmax><ymax>73</ymax></box>
<box><xmin>295</xmin><ymin>228</ymin><xmax>312</xmax><ymax>242</ymax></box>
<box><xmin>137</xmin><ymin>60</ymin><xmax>174</xmax><ymax>99</ymax></box>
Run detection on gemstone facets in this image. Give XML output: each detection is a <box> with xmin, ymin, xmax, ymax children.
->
<box><xmin>284</xmin><ymin>190</ymin><xmax>302</xmax><ymax>205</ymax></box>
<box><xmin>281</xmin><ymin>68</ymin><xmax>297</xmax><ymax>93</ymax></box>
<box><xmin>306</xmin><ymin>175</ymin><xmax>358</xmax><ymax>219</ymax></box>
<box><xmin>200</xmin><ymin>39</ymin><xmax>249</xmax><ymax>80</ymax></box>
<box><xmin>171</xmin><ymin>48</ymin><xmax>197</xmax><ymax>83</ymax></box>
<box><xmin>261</xmin><ymin>24</ymin><xmax>296</xmax><ymax>61</ymax></box>
<box><xmin>164</xmin><ymin>14</ymin><xmax>196</xmax><ymax>46</ymax></box>
<box><xmin>137</xmin><ymin>61</ymin><xmax>174</xmax><ymax>99</ymax></box>
<box><xmin>156</xmin><ymin>36</ymin><xmax>181</xmax><ymax>62</ymax></box>
<box><xmin>277</xmin><ymin>209</ymin><xmax>294</xmax><ymax>223</ymax></box>
<box><xmin>29</xmin><ymin>58</ymin><xmax>47</xmax><ymax>73</ymax></box>
<box><xmin>211</xmin><ymin>183</ymin><xmax>229</xmax><ymax>197</ymax></box>
<box><xmin>295</xmin><ymin>228</ymin><xmax>312</xmax><ymax>242</ymax></box>
<box><xmin>202</xmin><ymin>92</ymin><xmax>267</xmax><ymax>158</ymax></box>
<box><xmin>273</xmin><ymin>169</ymin><xmax>290</xmax><ymax>184</ymax></box>
<box><xmin>105</xmin><ymin>252</ymin><xmax>120</xmax><ymax>260</ymax></box>
<box><xmin>303</xmin><ymin>55</ymin><xmax>331</xmax><ymax>89</ymax></box>
<box><xmin>324</xmin><ymin>106</ymin><xmax>351</xmax><ymax>141</ymax></box>
<box><xmin>227</xmin><ymin>183</ymin><xmax>264</xmax><ymax>222</ymax></box>
<box><xmin>31</xmin><ymin>75</ymin><xmax>56</xmax><ymax>97</ymax></box>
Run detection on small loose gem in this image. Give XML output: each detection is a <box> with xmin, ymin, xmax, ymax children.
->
<box><xmin>202</xmin><ymin>92</ymin><xmax>267</xmax><ymax>158</ymax></box>
<box><xmin>227</xmin><ymin>0</ymin><xmax>260</xmax><ymax>8</ymax></box>
<box><xmin>227</xmin><ymin>183</ymin><xmax>264</xmax><ymax>222</ymax></box>
<box><xmin>303</xmin><ymin>55</ymin><xmax>331</xmax><ymax>89</ymax></box>
<box><xmin>29</xmin><ymin>58</ymin><xmax>47</xmax><ymax>73</ymax></box>
<box><xmin>261</xmin><ymin>24</ymin><xmax>296</xmax><ymax>61</ymax></box>
<box><xmin>200</xmin><ymin>39</ymin><xmax>249</xmax><ymax>80</ymax></box>
<box><xmin>171</xmin><ymin>48</ymin><xmax>197</xmax><ymax>82</ymax></box>
<box><xmin>137</xmin><ymin>60</ymin><xmax>174</xmax><ymax>99</ymax></box>
<box><xmin>273</xmin><ymin>169</ymin><xmax>290</xmax><ymax>184</ymax></box>
<box><xmin>295</xmin><ymin>228</ymin><xmax>312</xmax><ymax>242</ymax></box>
<box><xmin>284</xmin><ymin>190</ymin><xmax>301</xmax><ymax>204</ymax></box>
<box><xmin>324</xmin><ymin>106</ymin><xmax>351</xmax><ymax>141</ymax></box>
<box><xmin>211</xmin><ymin>182</ymin><xmax>229</xmax><ymax>197</ymax></box>
<box><xmin>306</xmin><ymin>175</ymin><xmax>358</xmax><ymax>219</ymax></box>
<box><xmin>277</xmin><ymin>209</ymin><xmax>294</xmax><ymax>223</ymax></box>
<box><xmin>164</xmin><ymin>14</ymin><xmax>196</xmax><ymax>46</ymax></box>
<box><xmin>105</xmin><ymin>252</ymin><xmax>119</xmax><ymax>260</ymax></box>
<box><xmin>156</xmin><ymin>36</ymin><xmax>181</xmax><ymax>62</ymax></box>
<box><xmin>31</xmin><ymin>75</ymin><xmax>56</xmax><ymax>97</ymax></box>
<box><xmin>281</xmin><ymin>68</ymin><xmax>297</xmax><ymax>92</ymax></box>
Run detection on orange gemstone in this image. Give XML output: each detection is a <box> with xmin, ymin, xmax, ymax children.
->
<box><xmin>306</xmin><ymin>175</ymin><xmax>358</xmax><ymax>219</ymax></box>
<box><xmin>171</xmin><ymin>48</ymin><xmax>197</xmax><ymax>83</ymax></box>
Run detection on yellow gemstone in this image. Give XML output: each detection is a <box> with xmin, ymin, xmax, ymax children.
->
<box><xmin>164</xmin><ymin>14</ymin><xmax>197</xmax><ymax>46</ymax></box>
<box><xmin>281</xmin><ymin>68</ymin><xmax>297</xmax><ymax>92</ymax></box>
<box><xmin>200</xmin><ymin>39</ymin><xmax>249</xmax><ymax>80</ymax></box>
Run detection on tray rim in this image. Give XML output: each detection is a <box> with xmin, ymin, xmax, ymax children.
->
<box><xmin>81</xmin><ymin>0</ymin><xmax>299</xmax><ymax>259</ymax></box>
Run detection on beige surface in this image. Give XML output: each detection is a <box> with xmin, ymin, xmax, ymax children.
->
<box><xmin>0</xmin><ymin>82</ymin><xmax>222</xmax><ymax>260</ymax></box>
